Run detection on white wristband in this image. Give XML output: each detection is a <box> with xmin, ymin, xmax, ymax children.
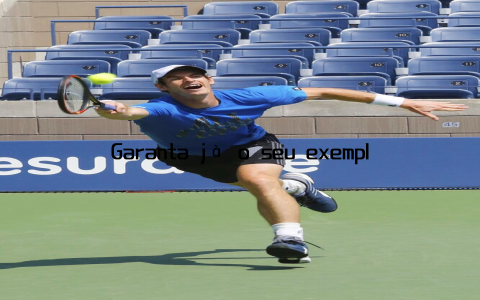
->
<box><xmin>371</xmin><ymin>94</ymin><xmax>405</xmax><ymax>107</ymax></box>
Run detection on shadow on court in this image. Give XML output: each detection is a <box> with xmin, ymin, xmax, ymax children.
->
<box><xmin>0</xmin><ymin>249</ymin><xmax>309</xmax><ymax>271</ymax></box>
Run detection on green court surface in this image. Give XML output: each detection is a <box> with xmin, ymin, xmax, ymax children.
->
<box><xmin>1</xmin><ymin>191</ymin><xmax>479</xmax><ymax>300</ymax></box>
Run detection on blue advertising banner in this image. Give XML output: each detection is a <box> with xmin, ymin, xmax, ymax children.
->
<box><xmin>0</xmin><ymin>138</ymin><xmax>479</xmax><ymax>192</ymax></box>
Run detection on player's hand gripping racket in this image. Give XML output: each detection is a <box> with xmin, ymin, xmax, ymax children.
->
<box><xmin>57</xmin><ymin>75</ymin><xmax>116</xmax><ymax>114</ymax></box>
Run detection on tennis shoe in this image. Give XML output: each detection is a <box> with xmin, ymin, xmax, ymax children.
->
<box><xmin>282</xmin><ymin>173</ymin><xmax>338</xmax><ymax>213</ymax></box>
<box><xmin>266</xmin><ymin>236</ymin><xmax>310</xmax><ymax>264</ymax></box>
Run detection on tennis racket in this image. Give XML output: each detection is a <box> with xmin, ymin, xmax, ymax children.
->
<box><xmin>57</xmin><ymin>75</ymin><xmax>116</xmax><ymax>114</ymax></box>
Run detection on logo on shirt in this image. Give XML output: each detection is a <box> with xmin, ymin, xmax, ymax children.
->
<box><xmin>292</xmin><ymin>87</ymin><xmax>302</xmax><ymax>91</ymax></box>
<box><xmin>176</xmin><ymin>113</ymin><xmax>252</xmax><ymax>138</ymax></box>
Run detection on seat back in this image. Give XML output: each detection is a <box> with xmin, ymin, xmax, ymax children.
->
<box><xmin>408</xmin><ymin>56</ymin><xmax>480</xmax><ymax>76</ymax></box>
<box><xmin>250</xmin><ymin>28</ymin><xmax>331</xmax><ymax>47</ymax></box>
<box><xmin>182</xmin><ymin>14</ymin><xmax>262</xmax><ymax>31</ymax></box>
<box><xmin>232</xmin><ymin>43</ymin><xmax>315</xmax><ymax>65</ymax></box>
<box><xmin>285</xmin><ymin>1</ymin><xmax>359</xmax><ymax>16</ymax></box>
<box><xmin>203</xmin><ymin>1</ymin><xmax>278</xmax><ymax>16</ymax></box>
<box><xmin>420</xmin><ymin>42</ymin><xmax>480</xmax><ymax>56</ymax></box>
<box><xmin>298</xmin><ymin>76</ymin><xmax>387</xmax><ymax>93</ymax></box>
<box><xmin>140</xmin><ymin>44</ymin><xmax>224</xmax><ymax>61</ymax></box>
<box><xmin>23</xmin><ymin>60</ymin><xmax>111</xmax><ymax>77</ymax></box>
<box><xmin>211</xmin><ymin>76</ymin><xmax>288</xmax><ymax>90</ymax></box>
<box><xmin>99</xmin><ymin>77</ymin><xmax>167</xmax><ymax>100</ymax></box>
<box><xmin>448</xmin><ymin>12</ymin><xmax>480</xmax><ymax>27</ymax></box>
<box><xmin>450</xmin><ymin>0</ymin><xmax>480</xmax><ymax>13</ymax></box>
<box><xmin>430</xmin><ymin>27</ymin><xmax>480</xmax><ymax>42</ymax></box>
<box><xmin>159</xmin><ymin>29</ymin><xmax>241</xmax><ymax>46</ymax></box>
<box><xmin>270</xmin><ymin>13</ymin><xmax>350</xmax><ymax>31</ymax></box>
<box><xmin>359</xmin><ymin>12</ymin><xmax>438</xmax><ymax>31</ymax></box>
<box><xmin>327</xmin><ymin>42</ymin><xmax>410</xmax><ymax>66</ymax></box>
<box><xmin>116</xmin><ymin>59</ymin><xmax>208</xmax><ymax>77</ymax></box>
<box><xmin>94</xmin><ymin>16</ymin><xmax>174</xmax><ymax>38</ymax></box>
<box><xmin>396</xmin><ymin>75</ymin><xmax>479</xmax><ymax>98</ymax></box>
<box><xmin>341</xmin><ymin>28</ymin><xmax>422</xmax><ymax>44</ymax></box>
<box><xmin>367</xmin><ymin>0</ymin><xmax>441</xmax><ymax>14</ymax></box>
<box><xmin>68</xmin><ymin>30</ymin><xmax>151</xmax><ymax>48</ymax></box>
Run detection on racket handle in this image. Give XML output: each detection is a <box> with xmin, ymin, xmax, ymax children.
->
<box><xmin>99</xmin><ymin>102</ymin><xmax>116</xmax><ymax>111</ymax></box>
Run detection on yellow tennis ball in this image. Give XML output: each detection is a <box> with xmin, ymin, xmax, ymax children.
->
<box><xmin>87</xmin><ymin>73</ymin><xmax>117</xmax><ymax>85</ymax></box>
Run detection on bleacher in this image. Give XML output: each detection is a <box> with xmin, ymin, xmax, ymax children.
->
<box><xmin>3</xmin><ymin>0</ymin><xmax>480</xmax><ymax>101</ymax></box>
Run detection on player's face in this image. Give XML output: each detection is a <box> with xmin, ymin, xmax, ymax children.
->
<box><xmin>156</xmin><ymin>70</ymin><xmax>214</xmax><ymax>97</ymax></box>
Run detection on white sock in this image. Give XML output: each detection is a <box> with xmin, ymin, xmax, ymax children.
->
<box><xmin>282</xmin><ymin>179</ymin><xmax>306</xmax><ymax>196</ymax></box>
<box><xmin>272</xmin><ymin>223</ymin><xmax>304</xmax><ymax>240</ymax></box>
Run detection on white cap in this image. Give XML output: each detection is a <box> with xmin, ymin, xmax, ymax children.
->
<box><xmin>151</xmin><ymin>65</ymin><xmax>207</xmax><ymax>84</ymax></box>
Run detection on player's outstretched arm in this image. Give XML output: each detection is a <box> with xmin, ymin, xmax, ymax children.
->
<box><xmin>302</xmin><ymin>88</ymin><xmax>468</xmax><ymax>121</ymax></box>
<box><xmin>95</xmin><ymin>101</ymin><xmax>149</xmax><ymax>120</ymax></box>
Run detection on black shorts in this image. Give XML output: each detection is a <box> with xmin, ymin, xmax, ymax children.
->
<box><xmin>157</xmin><ymin>133</ymin><xmax>285</xmax><ymax>183</ymax></box>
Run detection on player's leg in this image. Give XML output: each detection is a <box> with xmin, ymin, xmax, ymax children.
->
<box><xmin>233</xmin><ymin>164</ymin><xmax>311</xmax><ymax>263</ymax></box>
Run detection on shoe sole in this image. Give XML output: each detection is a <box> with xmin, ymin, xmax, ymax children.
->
<box><xmin>266</xmin><ymin>245</ymin><xmax>309</xmax><ymax>259</ymax></box>
<box><xmin>278</xmin><ymin>256</ymin><xmax>312</xmax><ymax>264</ymax></box>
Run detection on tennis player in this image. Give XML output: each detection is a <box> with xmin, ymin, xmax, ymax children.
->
<box><xmin>96</xmin><ymin>65</ymin><xmax>467</xmax><ymax>264</ymax></box>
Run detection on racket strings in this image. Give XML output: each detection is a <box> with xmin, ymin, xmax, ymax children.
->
<box><xmin>65</xmin><ymin>78</ymin><xmax>87</xmax><ymax>112</ymax></box>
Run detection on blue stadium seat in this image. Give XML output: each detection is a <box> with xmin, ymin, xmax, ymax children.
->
<box><xmin>211</xmin><ymin>76</ymin><xmax>288</xmax><ymax>89</ymax></box>
<box><xmin>341</xmin><ymin>28</ymin><xmax>422</xmax><ymax>45</ymax></box>
<box><xmin>45</xmin><ymin>44</ymin><xmax>131</xmax><ymax>74</ymax></box>
<box><xmin>140</xmin><ymin>44</ymin><xmax>223</xmax><ymax>68</ymax></box>
<box><xmin>408</xmin><ymin>56</ymin><xmax>480</xmax><ymax>78</ymax></box>
<box><xmin>298</xmin><ymin>76</ymin><xmax>387</xmax><ymax>93</ymax></box>
<box><xmin>159</xmin><ymin>29</ymin><xmax>241</xmax><ymax>46</ymax></box>
<box><xmin>396</xmin><ymin>75</ymin><xmax>480</xmax><ymax>98</ymax></box>
<box><xmin>203</xmin><ymin>1</ymin><xmax>279</xmax><ymax>18</ymax></box>
<box><xmin>359</xmin><ymin>12</ymin><xmax>438</xmax><ymax>35</ymax></box>
<box><xmin>94</xmin><ymin>16</ymin><xmax>174</xmax><ymax>38</ymax></box>
<box><xmin>250</xmin><ymin>28</ymin><xmax>331</xmax><ymax>47</ymax></box>
<box><xmin>68</xmin><ymin>30</ymin><xmax>151</xmax><ymax>48</ymax></box>
<box><xmin>327</xmin><ymin>42</ymin><xmax>410</xmax><ymax>67</ymax></box>
<box><xmin>116</xmin><ymin>59</ymin><xmax>208</xmax><ymax>77</ymax></box>
<box><xmin>285</xmin><ymin>1</ymin><xmax>359</xmax><ymax>16</ymax></box>
<box><xmin>312</xmin><ymin>57</ymin><xmax>400</xmax><ymax>84</ymax></box>
<box><xmin>182</xmin><ymin>14</ymin><xmax>262</xmax><ymax>38</ymax></box>
<box><xmin>448</xmin><ymin>12</ymin><xmax>480</xmax><ymax>27</ymax></box>
<box><xmin>450</xmin><ymin>0</ymin><xmax>480</xmax><ymax>13</ymax></box>
<box><xmin>23</xmin><ymin>60</ymin><xmax>111</xmax><ymax>77</ymax></box>
<box><xmin>420</xmin><ymin>42</ymin><xmax>480</xmax><ymax>56</ymax></box>
<box><xmin>430</xmin><ymin>27</ymin><xmax>480</xmax><ymax>42</ymax></box>
<box><xmin>1</xmin><ymin>77</ymin><xmax>90</xmax><ymax>100</ymax></box>
<box><xmin>232</xmin><ymin>43</ymin><xmax>315</xmax><ymax>67</ymax></box>
<box><xmin>269</xmin><ymin>13</ymin><xmax>349</xmax><ymax>37</ymax></box>
<box><xmin>216</xmin><ymin>57</ymin><xmax>304</xmax><ymax>85</ymax></box>
<box><xmin>99</xmin><ymin>77</ymin><xmax>167</xmax><ymax>100</ymax></box>
<box><xmin>367</xmin><ymin>0</ymin><xmax>441</xmax><ymax>14</ymax></box>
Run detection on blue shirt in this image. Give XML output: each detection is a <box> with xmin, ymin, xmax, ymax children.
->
<box><xmin>132</xmin><ymin>86</ymin><xmax>307</xmax><ymax>156</ymax></box>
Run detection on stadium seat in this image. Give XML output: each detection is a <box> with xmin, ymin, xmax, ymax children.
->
<box><xmin>312</xmin><ymin>56</ymin><xmax>401</xmax><ymax>84</ymax></box>
<box><xmin>140</xmin><ymin>44</ymin><xmax>223</xmax><ymax>68</ymax></box>
<box><xmin>408</xmin><ymin>56</ymin><xmax>480</xmax><ymax>78</ymax></box>
<box><xmin>232</xmin><ymin>43</ymin><xmax>315</xmax><ymax>67</ymax></box>
<box><xmin>211</xmin><ymin>76</ymin><xmax>288</xmax><ymax>89</ymax></box>
<box><xmin>182</xmin><ymin>14</ymin><xmax>262</xmax><ymax>38</ymax></box>
<box><xmin>326</xmin><ymin>42</ymin><xmax>410</xmax><ymax>67</ymax></box>
<box><xmin>159</xmin><ymin>29</ymin><xmax>241</xmax><ymax>46</ymax></box>
<box><xmin>99</xmin><ymin>77</ymin><xmax>167</xmax><ymax>100</ymax></box>
<box><xmin>450</xmin><ymin>0</ymin><xmax>480</xmax><ymax>13</ymax></box>
<box><xmin>359</xmin><ymin>12</ymin><xmax>439</xmax><ymax>35</ymax></box>
<box><xmin>420</xmin><ymin>42</ymin><xmax>480</xmax><ymax>56</ymax></box>
<box><xmin>285</xmin><ymin>0</ymin><xmax>359</xmax><ymax>16</ymax></box>
<box><xmin>216</xmin><ymin>57</ymin><xmax>304</xmax><ymax>85</ymax></box>
<box><xmin>269</xmin><ymin>13</ymin><xmax>350</xmax><ymax>37</ymax></box>
<box><xmin>67</xmin><ymin>30</ymin><xmax>151</xmax><ymax>48</ymax></box>
<box><xmin>341</xmin><ymin>28</ymin><xmax>423</xmax><ymax>45</ymax></box>
<box><xmin>396</xmin><ymin>75</ymin><xmax>480</xmax><ymax>98</ymax></box>
<box><xmin>1</xmin><ymin>77</ymin><xmax>89</xmax><ymax>100</ymax></box>
<box><xmin>23</xmin><ymin>60</ymin><xmax>111</xmax><ymax>77</ymax></box>
<box><xmin>94</xmin><ymin>16</ymin><xmax>174</xmax><ymax>38</ymax></box>
<box><xmin>202</xmin><ymin>1</ymin><xmax>279</xmax><ymax>18</ymax></box>
<box><xmin>367</xmin><ymin>0</ymin><xmax>441</xmax><ymax>14</ymax></box>
<box><xmin>298</xmin><ymin>76</ymin><xmax>388</xmax><ymax>93</ymax></box>
<box><xmin>250</xmin><ymin>28</ymin><xmax>331</xmax><ymax>47</ymax></box>
<box><xmin>448</xmin><ymin>12</ymin><xmax>480</xmax><ymax>27</ymax></box>
<box><xmin>45</xmin><ymin>44</ymin><xmax>131</xmax><ymax>74</ymax></box>
<box><xmin>116</xmin><ymin>58</ymin><xmax>208</xmax><ymax>77</ymax></box>
<box><xmin>430</xmin><ymin>27</ymin><xmax>480</xmax><ymax>42</ymax></box>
